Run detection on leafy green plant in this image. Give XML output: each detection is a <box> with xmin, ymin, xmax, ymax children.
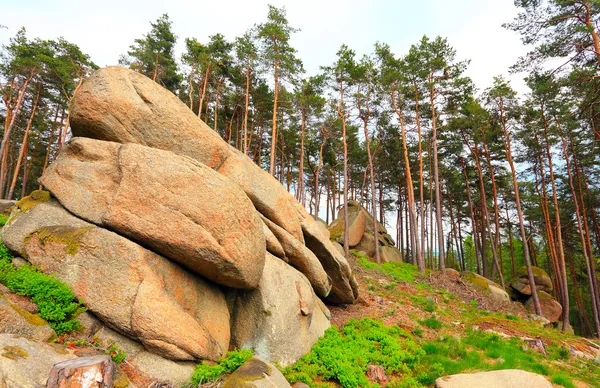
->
<box><xmin>283</xmin><ymin>318</ymin><xmax>424</xmax><ymax>388</ymax></box>
<box><xmin>107</xmin><ymin>344</ymin><xmax>127</xmax><ymax>364</ymax></box>
<box><xmin>0</xmin><ymin>241</ymin><xmax>84</xmax><ymax>335</ymax></box>
<box><xmin>191</xmin><ymin>348</ymin><xmax>253</xmax><ymax>385</ymax></box>
<box><xmin>422</xmin><ymin>317</ymin><xmax>443</xmax><ymax>330</ymax></box>
<box><xmin>0</xmin><ymin>214</ymin><xmax>8</xmax><ymax>227</ymax></box>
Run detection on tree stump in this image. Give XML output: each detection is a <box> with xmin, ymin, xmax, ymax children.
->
<box><xmin>46</xmin><ymin>355</ymin><xmax>115</xmax><ymax>388</ymax></box>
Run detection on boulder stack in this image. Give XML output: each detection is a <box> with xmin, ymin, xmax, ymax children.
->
<box><xmin>509</xmin><ymin>266</ymin><xmax>562</xmax><ymax>323</ymax></box>
<box><xmin>328</xmin><ymin>200</ymin><xmax>402</xmax><ymax>262</ymax></box>
<box><xmin>0</xmin><ymin>67</ymin><xmax>359</xmax><ymax>383</ymax></box>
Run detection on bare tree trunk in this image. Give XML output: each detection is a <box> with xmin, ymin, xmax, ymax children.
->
<box><xmin>498</xmin><ymin>96</ymin><xmax>541</xmax><ymax>314</ymax></box>
<box><xmin>430</xmin><ymin>86</ymin><xmax>445</xmax><ymax>270</ymax></box>
<box><xmin>392</xmin><ymin>89</ymin><xmax>422</xmax><ymax>269</ymax></box>
<box><xmin>198</xmin><ymin>65</ymin><xmax>211</xmax><ymax>119</ymax></box>
<box><xmin>8</xmin><ymin>85</ymin><xmax>40</xmax><ymax>200</ymax></box>
<box><xmin>243</xmin><ymin>67</ymin><xmax>251</xmax><ymax>154</ymax></box>
<box><xmin>269</xmin><ymin>57</ymin><xmax>279</xmax><ymax>176</ymax></box>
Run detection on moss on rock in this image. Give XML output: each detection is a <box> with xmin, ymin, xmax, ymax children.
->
<box><xmin>2</xmin><ymin>345</ymin><xmax>28</xmax><ymax>360</ymax></box>
<box><xmin>461</xmin><ymin>271</ymin><xmax>491</xmax><ymax>295</ymax></box>
<box><xmin>33</xmin><ymin>225</ymin><xmax>92</xmax><ymax>255</ymax></box>
<box><xmin>15</xmin><ymin>190</ymin><xmax>51</xmax><ymax>213</ymax></box>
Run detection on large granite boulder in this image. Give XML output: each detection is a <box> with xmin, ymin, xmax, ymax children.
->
<box><xmin>40</xmin><ymin>138</ymin><xmax>265</xmax><ymax>289</ymax></box>
<box><xmin>231</xmin><ymin>254</ymin><xmax>331</xmax><ymax>366</ymax></box>
<box><xmin>0</xmin><ymin>334</ymin><xmax>77</xmax><ymax>388</ymax></box>
<box><xmin>70</xmin><ymin>66</ymin><xmax>303</xmax><ymax>242</ymax></box>
<box><xmin>2</xmin><ymin>198</ymin><xmax>230</xmax><ymax>362</ymax></box>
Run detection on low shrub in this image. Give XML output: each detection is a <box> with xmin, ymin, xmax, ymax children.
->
<box><xmin>283</xmin><ymin>318</ymin><xmax>424</xmax><ymax>388</ymax></box>
<box><xmin>191</xmin><ymin>348</ymin><xmax>253</xmax><ymax>385</ymax></box>
<box><xmin>0</xmin><ymin>241</ymin><xmax>84</xmax><ymax>335</ymax></box>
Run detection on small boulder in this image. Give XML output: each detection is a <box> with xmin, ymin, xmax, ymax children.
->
<box><xmin>525</xmin><ymin>291</ymin><xmax>562</xmax><ymax>323</ymax></box>
<box><xmin>443</xmin><ymin>268</ymin><xmax>461</xmax><ymax>280</ymax></box>
<box><xmin>460</xmin><ymin>271</ymin><xmax>491</xmax><ymax>294</ymax></box>
<box><xmin>489</xmin><ymin>285</ymin><xmax>510</xmax><ymax>302</ymax></box>
<box><xmin>46</xmin><ymin>355</ymin><xmax>115</xmax><ymax>388</ymax></box>
<box><xmin>435</xmin><ymin>369</ymin><xmax>552</xmax><ymax>388</ymax></box>
<box><xmin>366</xmin><ymin>364</ymin><xmax>387</xmax><ymax>383</ymax></box>
<box><xmin>380</xmin><ymin>246</ymin><xmax>403</xmax><ymax>263</ymax></box>
<box><xmin>224</xmin><ymin>356</ymin><xmax>291</xmax><ymax>388</ymax></box>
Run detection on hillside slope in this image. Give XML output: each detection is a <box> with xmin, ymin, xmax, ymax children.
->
<box><xmin>282</xmin><ymin>251</ymin><xmax>600</xmax><ymax>387</ymax></box>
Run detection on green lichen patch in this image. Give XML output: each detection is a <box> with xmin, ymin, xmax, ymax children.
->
<box><xmin>461</xmin><ymin>271</ymin><xmax>491</xmax><ymax>295</ymax></box>
<box><xmin>328</xmin><ymin>219</ymin><xmax>345</xmax><ymax>242</ymax></box>
<box><xmin>7</xmin><ymin>298</ymin><xmax>48</xmax><ymax>327</ymax></box>
<box><xmin>2</xmin><ymin>345</ymin><xmax>28</xmax><ymax>360</ymax></box>
<box><xmin>34</xmin><ymin>225</ymin><xmax>92</xmax><ymax>255</ymax></box>
<box><xmin>15</xmin><ymin>190</ymin><xmax>51</xmax><ymax>213</ymax></box>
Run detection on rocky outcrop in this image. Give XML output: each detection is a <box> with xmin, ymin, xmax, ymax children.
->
<box><xmin>67</xmin><ymin>66</ymin><xmax>356</xmax><ymax>305</ymax></box>
<box><xmin>510</xmin><ymin>266</ymin><xmax>553</xmax><ymax>296</ymax></box>
<box><xmin>40</xmin><ymin>137</ymin><xmax>265</xmax><ymax>289</ymax></box>
<box><xmin>231</xmin><ymin>254</ymin><xmax>331</xmax><ymax>367</ymax></box>
<box><xmin>328</xmin><ymin>200</ymin><xmax>401</xmax><ymax>263</ymax></box>
<box><xmin>0</xmin><ymin>66</ymin><xmax>359</xmax><ymax>382</ymax></box>
<box><xmin>4</xmin><ymin>199</ymin><xmax>230</xmax><ymax>362</ymax></box>
<box><xmin>435</xmin><ymin>369</ymin><xmax>552</xmax><ymax>388</ymax></box>
<box><xmin>224</xmin><ymin>357</ymin><xmax>291</xmax><ymax>388</ymax></box>
<box><xmin>0</xmin><ymin>334</ymin><xmax>77</xmax><ymax>388</ymax></box>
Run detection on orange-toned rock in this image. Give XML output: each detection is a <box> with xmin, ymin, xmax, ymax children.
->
<box><xmin>3</xmin><ymin>199</ymin><xmax>230</xmax><ymax>361</ymax></box>
<box><xmin>46</xmin><ymin>355</ymin><xmax>115</xmax><ymax>388</ymax></box>
<box><xmin>70</xmin><ymin>66</ymin><xmax>303</xmax><ymax>242</ymax></box>
<box><xmin>40</xmin><ymin>138</ymin><xmax>265</xmax><ymax>289</ymax></box>
<box><xmin>525</xmin><ymin>291</ymin><xmax>562</xmax><ymax>323</ymax></box>
<box><xmin>261</xmin><ymin>215</ymin><xmax>331</xmax><ymax>298</ymax></box>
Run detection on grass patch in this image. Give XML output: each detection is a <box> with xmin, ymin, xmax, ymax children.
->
<box><xmin>354</xmin><ymin>251</ymin><xmax>421</xmax><ymax>283</ymax></box>
<box><xmin>0</xmin><ymin>214</ymin><xmax>8</xmax><ymax>227</ymax></box>
<box><xmin>283</xmin><ymin>318</ymin><xmax>424</xmax><ymax>388</ymax></box>
<box><xmin>551</xmin><ymin>374</ymin><xmax>576</xmax><ymax>388</ymax></box>
<box><xmin>421</xmin><ymin>317</ymin><xmax>443</xmax><ymax>330</ymax></box>
<box><xmin>0</xmin><ymin>240</ymin><xmax>84</xmax><ymax>335</ymax></box>
<box><xmin>191</xmin><ymin>348</ymin><xmax>253</xmax><ymax>385</ymax></box>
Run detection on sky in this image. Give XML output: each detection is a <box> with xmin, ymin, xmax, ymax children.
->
<box><xmin>1</xmin><ymin>0</ymin><xmax>530</xmax><ymax>94</ymax></box>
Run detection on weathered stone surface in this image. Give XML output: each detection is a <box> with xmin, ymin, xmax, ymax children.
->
<box><xmin>70</xmin><ymin>66</ymin><xmax>303</xmax><ymax>242</ymax></box>
<box><xmin>435</xmin><ymin>369</ymin><xmax>552</xmax><ymax>388</ymax></box>
<box><xmin>3</xmin><ymin>199</ymin><xmax>230</xmax><ymax>362</ymax></box>
<box><xmin>0</xmin><ymin>297</ymin><xmax>55</xmax><ymax>342</ymax></box>
<box><xmin>525</xmin><ymin>291</ymin><xmax>563</xmax><ymax>323</ymax></box>
<box><xmin>224</xmin><ymin>356</ymin><xmax>290</xmax><ymax>388</ymax></box>
<box><xmin>94</xmin><ymin>326</ymin><xmax>195</xmax><ymax>387</ymax></box>
<box><xmin>0</xmin><ymin>199</ymin><xmax>15</xmax><ymax>216</ymax></box>
<box><xmin>510</xmin><ymin>266</ymin><xmax>553</xmax><ymax>296</ymax></box>
<box><xmin>261</xmin><ymin>215</ymin><xmax>331</xmax><ymax>298</ymax></box>
<box><xmin>41</xmin><ymin>138</ymin><xmax>265</xmax><ymax>289</ymax></box>
<box><xmin>380</xmin><ymin>246</ymin><xmax>403</xmax><ymax>263</ymax></box>
<box><xmin>47</xmin><ymin>355</ymin><xmax>115</xmax><ymax>388</ymax></box>
<box><xmin>0</xmin><ymin>334</ymin><xmax>76</xmax><ymax>388</ymax></box>
<box><xmin>302</xmin><ymin>217</ymin><xmax>358</xmax><ymax>304</ymax></box>
<box><xmin>355</xmin><ymin>233</ymin><xmax>376</xmax><ymax>258</ymax></box>
<box><xmin>262</xmin><ymin>218</ymin><xmax>286</xmax><ymax>260</ymax></box>
<box><xmin>328</xmin><ymin>208</ymin><xmax>367</xmax><ymax>247</ymax></box>
<box><xmin>489</xmin><ymin>285</ymin><xmax>510</xmax><ymax>302</ymax></box>
<box><xmin>461</xmin><ymin>271</ymin><xmax>491</xmax><ymax>294</ymax></box>
<box><xmin>231</xmin><ymin>254</ymin><xmax>331</xmax><ymax>366</ymax></box>
<box><xmin>0</xmin><ymin>284</ymin><xmax>38</xmax><ymax>314</ymax></box>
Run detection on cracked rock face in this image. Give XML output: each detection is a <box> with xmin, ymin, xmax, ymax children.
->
<box><xmin>3</xmin><ymin>200</ymin><xmax>230</xmax><ymax>361</ymax></box>
<box><xmin>40</xmin><ymin>137</ymin><xmax>265</xmax><ymax>289</ymax></box>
